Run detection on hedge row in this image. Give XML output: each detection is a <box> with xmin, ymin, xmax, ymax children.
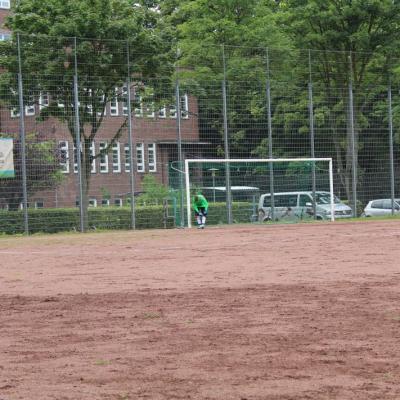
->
<box><xmin>0</xmin><ymin>202</ymin><xmax>254</xmax><ymax>235</ymax></box>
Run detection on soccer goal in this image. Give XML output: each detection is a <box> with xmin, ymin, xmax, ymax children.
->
<box><xmin>184</xmin><ymin>158</ymin><xmax>336</xmax><ymax>228</ymax></box>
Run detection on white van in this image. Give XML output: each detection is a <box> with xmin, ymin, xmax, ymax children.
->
<box><xmin>258</xmin><ymin>191</ymin><xmax>352</xmax><ymax>222</ymax></box>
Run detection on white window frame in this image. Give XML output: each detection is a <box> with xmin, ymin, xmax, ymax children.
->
<box><xmin>0</xmin><ymin>1</ymin><xmax>10</xmax><ymax>9</ymax></box>
<box><xmin>124</xmin><ymin>144</ymin><xmax>131</xmax><ymax>173</ymax></box>
<box><xmin>39</xmin><ymin>92</ymin><xmax>49</xmax><ymax>110</ymax></box>
<box><xmin>158</xmin><ymin>106</ymin><xmax>166</xmax><ymax>119</ymax></box>
<box><xmin>101</xmin><ymin>199</ymin><xmax>110</xmax><ymax>207</ymax></box>
<box><xmin>0</xmin><ymin>32</ymin><xmax>11</xmax><ymax>41</ymax></box>
<box><xmin>35</xmin><ymin>200</ymin><xmax>44</xmax><ymax>209</ymax></box>
<box><xmin>144</xmin><ymin>101</ymin><xmax>155</xmax><ymax>118</ymax></box>
<box><xmin>97</xmin><ymin>94</ymin><xmax>106</xmax><ymax>116</ymax></box>
<box><xmin>112</xmin><ymin>142</ymin><xmax>121</xmax><ymax>173</ymax></box>
<box><xmin>99</xmin><ymin>142</ymin><xmax>109</xmax><ymax>173</ymax></box>
<box><xmin>85</xmin><ymin>88</ymin><xmax>93</xmax><ymax>115</ymax></box>
<box><xmin>90</xmin><ymin>141</ymin><xmax>96</xmax><ymax>173</ymax></box>
<box><xmin>73</xmin><ymin>144</ymin><xmax>80</xmax><ymax>174</ymax></box>
<box><xmin>136</xmin><ymin>143</ymin><xmax>145</xmax><ymax>172</ymax></box>
<box><xmin>122</xmin><ymin>86</ymin><xmax>128</xmax><ymax>116</ymax></box>
<box><xmin>169</xmin><ymin>104</ymin><xmax>177</xmax><ymax>119</ymax></box>
<box><xmin>89</xmin><ymin>198</ymin><xmax>97</xmax><ymax>208</ymax></box>
<box><xmin>25</xmin><ymin>102</ymin><xmax>35</xmax><ymax>116</ymax></box>
<box><xmin>180</xmin><ymin>94</ymin><xmax>189</xmax><ymax>119</ymax></box>
<box><xmin>110</xmin><ymin>87</ymin><xmax>119</xmax><ymax>116</ymax></box>
<box><xmin>148</xmin><ymin>143</ymin><xmax>157</xmax><ymax>172</ymax></box>
<box><xmin>114</xmin><ymin>198</ymin><xmax>123</xmax><ymax>207</ymax></box>
<box><xmin>11</xmin><ymin>107</ymin><xmax>19</xmax><ymax>118</ymax></box>
<box><xmin>59</xmin><ymin>140</ymin><xmax>70</xmax><ymax>174</ymax></box>
<box><xmin>134</xmin><ymin>93</ymin><xmax>143</xmax><ymax>117</ymax></box>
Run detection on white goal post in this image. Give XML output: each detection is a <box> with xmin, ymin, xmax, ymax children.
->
<box><xmin>184</xmin><ymin>158</ymin><xmax>335</xmax><ymax>228</ymax></box>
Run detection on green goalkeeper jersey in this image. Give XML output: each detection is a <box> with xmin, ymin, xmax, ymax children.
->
<box><xmin>193</xmin><ymin>194</ymin><xmax>209</xmax><ymax>212</ymax></box>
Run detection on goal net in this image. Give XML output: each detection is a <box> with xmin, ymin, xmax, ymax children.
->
<box><xmin>184</xmin><ymin>158</ymin><xmax>336</xmax><ymax>228</ymax></box>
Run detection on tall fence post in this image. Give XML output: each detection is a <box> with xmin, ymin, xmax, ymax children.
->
<box><xmin>73</xmin><ymin>37</ymin><xmax>84</xmax><ymax>232</ymax></box>
<box><xmin>16</xmin><ymin>33</ymin><xmax>29</xmax><ymax>235</ymax></box>
<box><xmin>175</xmin><ymin>73</ymin><xmax>185</xmax><ymax>227</ymax></box>
<box><xmin>266</xmin><ymin>48</ymin><xmax>275</xmax><ymax>221</ymax></box>
<box><xmin>222</xmin><ymin>45</ymin><xmax>232</xmax><ymax>224</ymax></box>
<box><xmin>388</xmin><ymin>84</ymin><xmax>395</xmax><ymax>215</ymax></box>
<box><xmin>348</xmin><ymin>52</ymin><xmax>357</xmax><ymax>217</ymax></box>
<box><xmin>308</xmin><ymin>50</ymin><xmax>317</xmax><ymax>219</ymax></box>
<box><xmin>126</xmin><ymin>41</ymin><xmax>136</xmax><ymax>229</ymax></box>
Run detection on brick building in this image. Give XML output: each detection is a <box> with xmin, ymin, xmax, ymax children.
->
<box><xmin>0</xmin><ymin>1</ymin><xmax>205</xmax><ymax>209</ymax></box>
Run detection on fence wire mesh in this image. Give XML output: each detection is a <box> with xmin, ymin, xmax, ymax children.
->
<box><xmin>0</xmin><ymin>35</ymin><xmax>399</xmax><ymax>233</ymax></box>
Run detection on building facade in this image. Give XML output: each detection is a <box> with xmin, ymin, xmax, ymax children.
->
<box><xmin>0</xmin><ymin>2</ymin><xmax>205</xmax><ymax>209</ymax></box>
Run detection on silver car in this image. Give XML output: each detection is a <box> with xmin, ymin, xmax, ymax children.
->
<box><xmin>363</xmin><ymin>199</ymin><xmax>400</xmax><ymax>217</ymax></box>
<box><xmin>258</xmin><ymin>191</ymin><xmax>353</xmax><ymax>222</ymax></box>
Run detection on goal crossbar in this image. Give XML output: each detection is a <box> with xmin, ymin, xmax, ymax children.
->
<box><xmin>184</xmin><ymin>158</ymin><xmax>335</xmax><ymax>228</ymax></box>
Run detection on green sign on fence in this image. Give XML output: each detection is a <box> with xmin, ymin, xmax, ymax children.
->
<box><xmin>0</xmin><ymin>138</ymin><xmax>15</xmax><ymax>178</ymax></box>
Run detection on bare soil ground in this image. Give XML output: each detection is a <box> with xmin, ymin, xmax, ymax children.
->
<box><xmin>1</xmin><ymin>220</ymin><xmax>400</xmax><ymax>400</ymax></box>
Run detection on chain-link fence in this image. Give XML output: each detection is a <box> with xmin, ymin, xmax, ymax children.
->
<box><xmin>0</xmin><ymin>35</ymin><xmax>399</xmax><ymax>233</ymax></box>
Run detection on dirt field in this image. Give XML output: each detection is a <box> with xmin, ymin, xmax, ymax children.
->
<box><xmin>1</xmin><ymin>220</ymin><xmax>400</xmax><ymax>400</ymax></box>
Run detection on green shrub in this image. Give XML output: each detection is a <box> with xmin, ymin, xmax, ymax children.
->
<box><xmin>0</xmin><ymin>201</ymin><xmax>254</xmax><ymax>235</ymax></box>
<box><xmin>0</xmin><ymin>206</ymin><xmax>174</xmax><ymax>234</ymax></box>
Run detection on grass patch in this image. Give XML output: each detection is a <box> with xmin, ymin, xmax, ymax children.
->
<box><xmin>143</xmin><ymin>312</ymin><xmax>161</xmax><ymax>320</ymax></box>
<box><xmin>94</xmin><ymin>359</ymin><xmax>110</xmax><ymax>366</ymax></box>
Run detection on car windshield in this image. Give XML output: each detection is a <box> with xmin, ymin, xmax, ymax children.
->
<box><xmin>315</xmin><ymin>193</ymin><xmax>341</xmax><ymax>204</ymax></box>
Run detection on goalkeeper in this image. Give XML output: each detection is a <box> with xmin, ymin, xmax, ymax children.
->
<box><xmin>193</xmin><ymin>194</ymin><xmax>209</xmax><ymax>229</ymax></box>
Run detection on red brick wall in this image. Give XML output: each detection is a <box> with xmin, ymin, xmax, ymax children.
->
<box><xmin>0</xmin><ymin>95</ymin><xmax>202</xmax><ymax>208</ymax></box>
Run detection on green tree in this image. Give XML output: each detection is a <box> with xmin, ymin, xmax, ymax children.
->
<box><xmin>1</xmin><ymin>0</ymin><xmax>173</xmax><ymax>228</ymax></box>
<box><xmin>278</xmin><ymin>0</ymin><xmax>400</xmax><ymax>201</ymax></box>
<box><xmin>136</xmin><ymin>174</ymin><xmax>169</xmax><ymax>205</ymax></box>
<box><xmin>0</xmin><ymin>133</ymin><xmax>63</xmax><ymax>211</ymax></box>
<box><xmin>161</xmin><ymin>0</ymin><xmax>292</xmax><ymax>157</ymax></box>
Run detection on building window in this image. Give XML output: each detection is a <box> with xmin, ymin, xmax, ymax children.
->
<box><xmin>136</xmin><ymin>143</ymin><xmax>144</xmax><ymax>172</ymax></box>
<box><xmin>59</xmin><ymin>141</ymin><xmax>70</xmax><ymax>173</ymax></box>
<box><xmin>99</xmin><ymin>142</ymin><xmax>109</xmax><ymax>173</ymax></box>
<box><xmin>89</xmin><ymin>198</ymin><xmax>97</xmax><ymax>207</ymax></box>
<box><xmin>158</xmin><ymin>106</ymin><xmax>166</xmax><ymax>119</ymax></box>
<box><xmin>101</xmin><ymin>199</ymin><xmax>110</xmax><ymax>207</ymax></box>
<box><xmin>144</xmin><ymin>97</ymin><xmax>155</xmax><ymax>118</ymax></box>
<box><xmin>19</xmin><ymin>202</ymin><xmax>30</xmax><ymax>210</ymax></box>
<box><xmin>134</xmin><ymin>92</ymin><xmax>142</xmax><ymax>117</ymax></box>
<box><xmin>97</xmin><ymin>94</ymin><xmax>106</xmax><ymax>116</ymax></box>
<box><xmin>169</xmin><ymin>104</ymin><xmax>177</xmax><ymax>119</ymax></box>
<box><xmin>35</xmin><ymin>200</ymin><xmax>44</xmax><ymax>209</ymax></box>
<box><xmin>84</xmin><ymin>88</ymin><xmax>93</xmax><ymax>115</ymax></box>
<box><xmin>90</xmin><ymin>141</ymin><xmax>96</xmax><ymax>173</ymax></box>
<box><xmin>73</xmin><ymin>145</ymin><xmax>78</xmax><ymax>173</ymax></box>
<box><xmin>180</xmin><ymin>94</ymin><xmax>189</xmax><ymax>119</ymax></box>
<box><xmin>124</xmin><ymin>144</ymin><xmax>131</xmax><ymax>173</ymax></box>
<box><xmin>112</xmin><ymin>142</ymin><xmax>121</xmax><ymax>173</ymax></box>
<box><xmin>0</xmin><ymin>32</ymin><xmax>11</xmax><ymax>41</ymax></box>
<box><xmin>39</xmin><ymin>92</ymin><xmax>49</xmax><ymax>110</ymax></box>
<box><xmin>25</xmin><ymin>102</ymin><xmax>35</xmax><ymax>116</ymax></box>
<box><xmin>0</xmin><ymin>1</ymin><xmax>10</xmax><ymax>9</ymax></box>
<box><xmin>148</xmin><ymin>143</ymin><xmax>156</xmax><ymax>172</ymax></box>
<box><xmin>122</xmin><ymin>86</ymin><xmax>128</xmax><ymax>116</ymax></box>
<box><xmin>10</xmin><ymin>107</ymin><xmax>19</xmax><ymax>118</ymax></box>
<box><xmin>110</xmin><ymin>88</ymin><xmax>119</xmax><ymax>116</ymax></box>
<box><xmin>114</xmin><ymin>198</ymin><xmax>123</xmax><ymax>207</ymax></box>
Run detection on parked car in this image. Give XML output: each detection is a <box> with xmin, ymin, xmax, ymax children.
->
<box><xmin>258</xmin><ymin>191</ymin><xmax>353</xmax><ymax>222</ymax></box>
<box><xmin>363</xmin><ymin>199</ymin><xmax>400</xmax><ymax>217</ymax></box>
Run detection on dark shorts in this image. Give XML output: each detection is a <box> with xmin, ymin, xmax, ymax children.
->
<box><xmin>195</xmin><ymin>207</ymin><xmax>208</xmax><ymax>217</ymax></box>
